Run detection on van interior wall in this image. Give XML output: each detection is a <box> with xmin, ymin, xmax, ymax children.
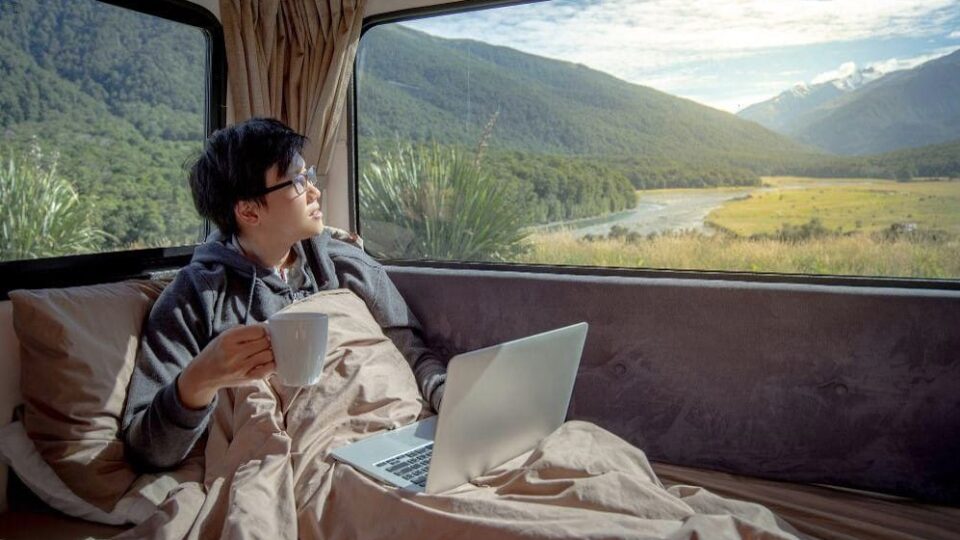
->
<box><xmin>184</xmin><ymin>0</ymin><xmax>462</xmax><ymax>20</ymax></box>
<box><xmin>190</xmin><ymin>0</ymin><xmax>219</xmax><ymax>19</ymax></box>
<box><xmin>388</xmin><ymin>266</ymin><xmax>960</xmax><ymax>505</ymax></box>
<box><xmin>364</xmin><ymin>0</ymin><xmax>463</xmax><ymax>17</ymax></box>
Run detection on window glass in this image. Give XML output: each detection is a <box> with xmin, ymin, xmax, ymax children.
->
<box><xmin>355</xmin><ymin>1</ymin><xmax>960</xmax><ymax>279</ymax></box>
<box><xmin>0</xmin><ymin>0</ymin><xmax>206</xmax><ymax>262</ymax></box>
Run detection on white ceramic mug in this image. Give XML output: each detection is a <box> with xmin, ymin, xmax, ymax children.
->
<box><xmin>266</xmin><ymin>312</ymin><xmax>328</xmax><ymax>386</ymax></box>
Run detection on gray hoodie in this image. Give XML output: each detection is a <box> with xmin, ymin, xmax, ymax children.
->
<box><xmin>121</xmin><ymin>229</ymin><xmax>446</xmax><ymax>470</ymax></box>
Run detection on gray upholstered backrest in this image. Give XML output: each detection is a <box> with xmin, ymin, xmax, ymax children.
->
<box><xmin>388</xmin><ymin>266</ymin><xmax>960</xmax><ymax>505</ymax></box>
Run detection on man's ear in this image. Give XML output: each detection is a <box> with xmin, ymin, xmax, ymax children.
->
<box><xmin>234</xmin><ymin>199</ymin><xmax>261</xmax><ymax>228</ymax></box>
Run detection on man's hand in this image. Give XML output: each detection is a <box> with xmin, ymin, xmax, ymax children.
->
<box><xmin>431</xmin><ymin>382</ymin><xmax>446</xmax><ymax>412</ymax></box>
<box><xmin>177</xmin><ymin>324</ymin><xmax>276</xmax><ymax>409</ymax></box>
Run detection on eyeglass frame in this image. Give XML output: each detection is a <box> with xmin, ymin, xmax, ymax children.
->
<box><xmin>252</xmin><ymin>165</ymin><xmax>325</xmax><ymax>197</ymax></box>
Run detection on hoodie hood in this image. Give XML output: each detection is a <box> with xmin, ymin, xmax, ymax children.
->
<box><xmin>193</xmin><ymin>230</ymin><xmax>332</xmax><ymax>287</ymax></box>
<box><xmin>187</xmin><ymin>229</ymin><xmax>332</xmax><ymax>324</ymax></box>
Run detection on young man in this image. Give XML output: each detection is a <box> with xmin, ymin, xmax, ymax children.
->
<box><xmin>121</xmin><ymin>118</ymin><xmax>446</xmax><ymax>470</ymax></box>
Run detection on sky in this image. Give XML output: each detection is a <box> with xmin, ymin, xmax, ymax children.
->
<box><xmin>402</xmin><ymin>0</ymin><xmax>960</xmax><ymax>113</ymax></box>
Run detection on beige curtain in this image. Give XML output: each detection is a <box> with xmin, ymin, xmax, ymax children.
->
<box><xmin>220</xmin><ymin>0</ymin><xmax>365</xmax><ymax>177</ymax></box>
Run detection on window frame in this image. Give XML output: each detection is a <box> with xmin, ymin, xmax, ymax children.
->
<box><xmin>350</xmin><ymin>0</ymin><xmax>960</xmax><ymax>291</ymax></box>
<box><xmin>0</xmin><ymin>0</ymin><xmax>227</xmax><ymax>300</ymax></box>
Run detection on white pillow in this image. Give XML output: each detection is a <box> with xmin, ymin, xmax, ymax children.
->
<box><xmin>0</xmin><ymin>421</ymin><xmax>158</xmax><ymax>525</ymax></box>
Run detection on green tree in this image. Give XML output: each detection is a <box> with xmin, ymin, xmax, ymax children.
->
<box><xmin>894</xmin><ymin>163</ymin><xmax>917</xmax><ymax>182</ymax></box>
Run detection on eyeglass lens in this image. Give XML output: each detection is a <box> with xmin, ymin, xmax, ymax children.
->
<box><xmin>293</xmin><ymin>167</ymin><xmax>325</xmax><ymax>194</ymax></box>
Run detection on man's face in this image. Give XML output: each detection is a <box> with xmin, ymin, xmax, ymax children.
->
<box><xmin>255</xmin><ymin>153</ymin><xmax>324</xmax><ymax>244</ymax></box>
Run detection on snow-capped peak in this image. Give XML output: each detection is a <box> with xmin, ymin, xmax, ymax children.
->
<box><xmin>830</xmin><ymin>65</ymin><xmax>885</xmax><ymax>92</ymax></box>
<box><xmin>789</xmin><ymin>82</ymin><xmax>810</xmax><ymax>97</ymax></box>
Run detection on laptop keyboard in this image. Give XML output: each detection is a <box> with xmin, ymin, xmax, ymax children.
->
<box><xmin>375</xmin><ymin>443</ymin><xmax>434</xmax><ymax>487</ymax></box>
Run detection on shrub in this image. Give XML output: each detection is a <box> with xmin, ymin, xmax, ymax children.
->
<box><xmin>750</xmin><ymin>218</ymin><xmax>838</xmax><ymax>243</ymax></box>
<box><xmin>0</xmin><ymin>149</ymin><xmax>108</xmax><ymax>260</ymax></box>
<box><xmin>874</xmin><ymin>222</ymin><xmax>951</xmax><ymax>243</ymax></box>
<box><xmin>360</xmin><ymin>143</ymin><xmax>528</xmax><ymax>261</ymax></box>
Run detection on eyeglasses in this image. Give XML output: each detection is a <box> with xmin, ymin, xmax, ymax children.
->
<box><xmin>255</xmin><ymin>166</ymin><xmax>325</xmax><ymax>197</ymax></box>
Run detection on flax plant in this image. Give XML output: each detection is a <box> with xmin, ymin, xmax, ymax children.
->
<box><xmin>0</xmin><ymin>151</ymin><xmax>107</xmax><ymax>260</ymax></box>
<box><xmin>360</xmin><ymin>143</ymin><xmax>527</xmax><ymax>261</ymax></box>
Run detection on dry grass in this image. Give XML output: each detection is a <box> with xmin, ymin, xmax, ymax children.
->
<box><xmin>518</xmin><ymin>230</ymin><xmax>960</xmax><ymax>279</ymax></box>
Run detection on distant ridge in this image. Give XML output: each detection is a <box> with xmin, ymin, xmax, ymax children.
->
<box><xmin>357</xmin><ymin>24</ymin><xmax>814</xmax><ymax>163</ymax></box>
<box><xmin>739</xmin><ymin>49</ymin><xmax>960</xmax><ymax>155</ymax></box>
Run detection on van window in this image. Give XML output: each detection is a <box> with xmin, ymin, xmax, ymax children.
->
<box><xmin>354</xmin><ymin>1</ymin><xmax>960</xmax><ymax>280</ymax></box>
<box><xmin>0</xmin><ymin>0</ymin><xmax>208</xmax><ymax>263</ymax></box>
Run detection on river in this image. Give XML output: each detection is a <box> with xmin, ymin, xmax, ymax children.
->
<box><xmin>534</xmin><ymin>188</ymin><xmax>757</xmax><ymax>238</ymax></box>
<box><xmin>534</xmin><ymin>178</ymin><xmax>877</xmax><ymax>238</ymax></box>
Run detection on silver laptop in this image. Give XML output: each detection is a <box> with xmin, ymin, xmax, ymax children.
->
<box><xmin>330</xmin><ymin>322</ymin><xmax>588</xmax><ymax>494</ymax></box>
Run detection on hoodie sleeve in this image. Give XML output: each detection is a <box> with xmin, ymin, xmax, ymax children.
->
<box><xmin>121</xmin><ymin>273</ymin><xmax>216</xmax><ymax>470</ymax></box>
<box><xmin>333</xmin><ymin>253</ymin><xmax>447</xmax><ymax>411</ymax></box>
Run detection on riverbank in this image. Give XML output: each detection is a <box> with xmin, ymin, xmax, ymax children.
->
<box><xmin>529</xmin><ymin>185</ymin><xmax>758</xmax><ymax>238</ymax></box>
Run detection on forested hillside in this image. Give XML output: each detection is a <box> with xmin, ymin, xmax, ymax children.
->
<box><xmin>0</xmin><ymin>0</ymin><xmax>206</xmax><ymax>249</ymax></box>
<box><xmin>866</xmin><ymin>139</ymin><xmax>960</xmax><ymax>179</ymax></box>
<box><xmin>357</xmin><ymin>25</ymin><xmax>821</xmax><ymax>159</ymax></box>
<box><xmin>356</xmin><ymin>24</ymin><xmax>821</xmax><ymax>193</ymax></box>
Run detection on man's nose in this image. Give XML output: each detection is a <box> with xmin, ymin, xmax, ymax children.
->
<box><xmin>307</xmin><ymin>182</ymin><xmax>321</xmax><ymax>201</ymax></box>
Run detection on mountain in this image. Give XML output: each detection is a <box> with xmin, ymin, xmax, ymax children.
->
<box><xmin>739</xmin><ymin>50</ymin><xmax>960</xmax><ymax>156</ymax></box>
<box><xmin>738</xmin><ymin>66</ymin><xmax>883</xmax><ymax>133</ymax></box>
<box><xmin>357</xmin><ymin>25</ymin><xmax>815</xmax><ymax>166</ymax></box>
<box><xmin>789</xmin><ymin>49</ymin><xmax>960</xmax><ymax>155</ymax></box>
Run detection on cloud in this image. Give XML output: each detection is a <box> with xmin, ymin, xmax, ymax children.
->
<box><xmin>812</xmin><ymin>61</ymin><xmax>859</xmax><ymax>84</ymax></box>
<box><xmin>949</xmin><ymin>30</ymin><xmax>960</xmax><ymax>38</ymax></box>
<box><xmin>398</xmin><ymin>0</ymin><xmax>960</xmax><ymax>112</ymax></box>
<box><xmin>809</xmin><ymin>46</ymin><xmax>960</xmax><ymax>85</ymax></box>
<box><xmin>404</xmin><ymin>0</ymin><xmax>960</xmax><ymax>73</ymax></box>
<box><xmin>867</xmin><ymin>46</ymin><xmax>959</xmax><ymax>71</ymax></box>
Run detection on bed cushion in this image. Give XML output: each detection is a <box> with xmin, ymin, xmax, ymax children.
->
<box><xmin>3</xmin><ymin>280</ymin><xmax>201</xmax><ymax>524</ymax></box>
<box><xmin>653</xmin><ymin>462</ymin><xmax>960</xmax><ymax>540</ymax></box>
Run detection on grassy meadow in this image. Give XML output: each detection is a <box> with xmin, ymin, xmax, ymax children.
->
<box><xmin>708</xmin><ymin>176</ymin><xmax>960</xmax><ymax>236</ymax></box>
<box><xmin>517</xmin><ymin>177</ymin><xmax>960</xmax><ymax>279</ymax></box>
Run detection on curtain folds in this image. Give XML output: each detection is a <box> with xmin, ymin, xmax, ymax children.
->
<box><xmin>220</xmin><ymin>0</ymin><xmax>365</xmax><ymax>178</ymax></box>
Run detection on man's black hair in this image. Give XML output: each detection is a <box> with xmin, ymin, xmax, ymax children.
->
<box><xmin>189</xmin><ymin>117</ymin><xmax>307</xmax><ymax>236</ymax></box>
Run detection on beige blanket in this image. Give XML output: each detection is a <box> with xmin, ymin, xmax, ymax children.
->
<box><xmin>117</xmin><ymin>290</ymin><xmax>802</xmax><ymax>540</ymax></box>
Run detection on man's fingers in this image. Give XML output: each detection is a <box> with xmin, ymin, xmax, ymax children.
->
<box><xmin>237</xmin><ymin>336</ymin><xmax>272</xmax><ymax>359</ymax></box>
<box><xmin>246</xmin><ymin>361</ymin><xmax>276</xmax><ymax>380</ymax></box>
<box><xmin>240</xmin><ymin>348</ymin><xmax>274</xmax><ymax>371</ymax></box>
<box><xmin>225</xmin><ymin>323</ymin><xmax>269</xmax><ymax>343</ymax></box>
